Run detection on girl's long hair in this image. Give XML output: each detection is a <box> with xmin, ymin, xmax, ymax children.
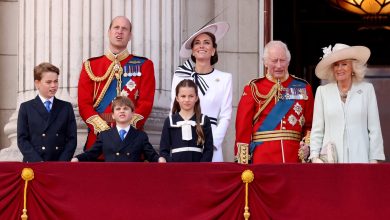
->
<box><xmin>172</xmin><ymin>79</ymin><xmax>205</xmax><ymax>145</ymax></box>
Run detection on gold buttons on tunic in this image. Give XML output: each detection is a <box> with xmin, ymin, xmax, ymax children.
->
<box><xmin>116</xmin><ymin>152</ymin><xmax>120</xmax><ymax>156</ymax></box>
<box><xmin>42</xmin><ymin>146</ymin><xmax>46</xmax><ymax>150</ymax></box>
<box><xmin>42</xmin><ymin>133</ymin><xmax>46</xmax><ymax>137</ymax></box>
<box><xmin>55</xmin><ymin>147</ymin><xmax>59</xmax><ymax>150</ymax></box>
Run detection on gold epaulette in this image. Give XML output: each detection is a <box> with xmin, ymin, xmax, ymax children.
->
<box><xmin>86</xmin><ymin>115</ymin><xmax>110</xmax><ymax>134</ymax></box>
<box><xmin>130</xmin><ymin>113</ymin><xmax>145</xmax><ymax>129</ymax></box>
<box><xmin>245</xmin><ymin>75</ymin><xmax>264</xmax><ymax>86</ymax></box>
<box><xmin>291</xmin><ymin>74</ymin><xmax>309</xmax><ymax>84</ymax></box>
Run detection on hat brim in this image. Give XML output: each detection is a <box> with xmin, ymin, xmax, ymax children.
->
<box><xmin>315</xmin><ymin>46</ymin><xmax>370</xmax><ymax>80</ymax></box>
<box><xmin>179</xmin><ymin>22</ymin><xmax>230</xmax><ymax>58</ymax></box>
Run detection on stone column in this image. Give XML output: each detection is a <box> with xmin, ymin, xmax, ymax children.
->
<box><xmin>0</xmin><ymin>0</ymin><xmax>179</xmax><ymax>161</ymax></box>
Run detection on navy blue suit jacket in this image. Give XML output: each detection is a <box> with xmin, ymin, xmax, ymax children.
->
<box><xmin>17</xmin><ymin>96</ymin><xmax>77</xmax><ymax>162</ymax></box>
<box><xmin>76</xmin><ymin>127</ymin><xmax>160</xmax><ymax>162</ymax></box>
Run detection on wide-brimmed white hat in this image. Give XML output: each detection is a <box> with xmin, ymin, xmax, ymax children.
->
<box><xmin>315</xmin><ymin>43</ymin><xmax>370</xmax><ymax>80</ymax></box>
<box><xmin>179</xmin><ymin>21</ymin><xmax>230</xmax><ymax>58</ymax></box>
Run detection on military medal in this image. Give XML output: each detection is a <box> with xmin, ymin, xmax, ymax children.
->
<box><xmin>126</xmin><ymin>79</ymin><xmax>136</xmax><ymax>91</ymax></box>
<box><xmin>288</xmin><ymin>114</ymin><xmax>298</xmax><ymax>126</ymax></box>
<box><xmin>123</xmin><ymin>65</ymin><xmax>128</xmax><ymax>77</ymax></box>
<box><xmin>120</xmin><ymin>90</ymin><xmax>129</xmax><ymax>97</ymax></box>
<box><xmin>293</xmin><ymin>103</ymin><xmax>303</xmax><ymax>115</ymax></box>
<box><xmin>299</xmin><ymin>115</ymin><xmax>305</xmax><ymax>127</ymax></box>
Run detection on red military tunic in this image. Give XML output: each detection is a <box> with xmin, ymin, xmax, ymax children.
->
<box><xmin>235</xmin><ymin>74</ymin><xmax>314</xmax><ymax>164</ymax></box>
<box><xmin>78</xmin><ymin>50</ymin><xmax>155</xmax><ymax>150</ymax></box>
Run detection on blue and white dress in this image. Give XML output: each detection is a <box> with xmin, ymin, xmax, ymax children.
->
<box><xmin>159</xmin><ymin>113</ymin><xmax>214</xmax><ymax>162</ymax></box>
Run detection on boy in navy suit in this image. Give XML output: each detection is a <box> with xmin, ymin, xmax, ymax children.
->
<box><xmin>17</xmin><ymin>62</ymin><xmax>77</xmax><ymax>162</ymax></box>
<box><xmin>71</xmin><ymin>96</ymin><xmax>166</xmax><ymax>162</ymax></box>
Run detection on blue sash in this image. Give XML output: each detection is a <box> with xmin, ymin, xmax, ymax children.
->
<box><xmin>249</xmin><ymin>79</ymin><xmax>306</xmax><ymax>153</ymax></box>
<box><xmin>96</xmin><ymin>56</ymin><xmax>146</xmax><ymax>113</ymax></box>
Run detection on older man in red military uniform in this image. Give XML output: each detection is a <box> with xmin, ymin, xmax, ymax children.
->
<box><xmin>235</xmin><ymin>41</ymin><xmax>313</xmax><ymax>164</ymax></box>
<box><xmin>78</xmin><ymin>16</ymin><xmax>155</xmax><ymax>151</ymax></box>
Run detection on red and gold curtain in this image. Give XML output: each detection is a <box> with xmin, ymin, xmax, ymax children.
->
<box><xmin>0</xmin><ymin>162</ymin><xmax>389</xmax><ymax>220</ymax></box>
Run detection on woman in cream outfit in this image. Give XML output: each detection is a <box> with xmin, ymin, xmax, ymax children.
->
<box><xmin>171</xmin><ymin>22</ymin><xmax>232</xmax><ymax>162</ymax></box>
<box><xmin>310</xmin><ymin>43</ymin><xmax>385</xmax><ymax>163</ymax></box>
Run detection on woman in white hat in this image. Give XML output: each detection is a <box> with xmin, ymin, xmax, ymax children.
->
<box><xmin>309</xmin><ymin>43</ymin><xmax>385</xmax><ymax>163</ymax></box>
<box><xmin>170</xmin><ymin>22</ymin><xmax>232</xmax><ymax>162</ymax></box>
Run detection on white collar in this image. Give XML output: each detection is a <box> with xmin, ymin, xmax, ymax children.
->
<box><xmin>38</xmin><ymin>94</ymin><xmax>54</xmax><ymax>104</ymax></box>
<box><xmin>116</xmin><ymin>125</ymin><xmax>131</xmax><ymax>133</ymax></box>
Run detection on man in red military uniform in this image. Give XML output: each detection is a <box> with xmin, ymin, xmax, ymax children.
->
<box><xmin>78</xmin><ymin>16</ymin><xmax>155</xmax><ymax>151</ymax></box>
<box><xmin>235</xmin><ymin>41</ymin><xmax>313</xmax><ymax>164</ymax></box>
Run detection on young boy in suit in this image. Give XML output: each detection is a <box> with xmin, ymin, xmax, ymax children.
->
<box><xmin>71</xmin><ymin>96</ymin><xmax>166</xmax><ymax>162</ymax></box>
<box><xmin>17</xmin><ymin>62</ymin><xmax>77</xmax><ymax>162</ymax></box>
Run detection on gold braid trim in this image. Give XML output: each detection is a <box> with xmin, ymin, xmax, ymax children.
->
<box><xmin>84</xmin><ymin>50</ymin><xmax>129</xmax><ymax>82</ymax></box>
<box><xmin>235</xmin><ymin>143</ymin><xmax>250</xmax><ymax>164</ymax></box>
<box><xmin>105</xmin><ymin>49</ymin><xmax>130</xmax><ymax>62</ymax></box>
<box><xmin>93</xmin><ymin>72</ymin><xmax>116</xmax><ymax>108</ymax></box>
<box><xmin>86</xmin><ymin>115</ymin><xmax>110</xmax><ymax>134</ymax></box>
<box><xmin>85</xmin><ymin>49</ymin><xmax>130</xmax><ymax>108</ymax></box>
<box><xmin>85</xmin><ymin>61</ymin><xmax>115</xmax><ymax>82</ymax></box>
<box><xmin>252</xmin><ymin>130</ymin><xmax>302</xmax><ymax>142</ymax></box>
<box><xmin>251</xmin><ymin>81</ymin><xmax>278</xmax><ymax>123</ymax></box>
<box><xmin>130</xmin><ymin>113</ymin><xmax>144</xmax><ymax>128</ymax></box>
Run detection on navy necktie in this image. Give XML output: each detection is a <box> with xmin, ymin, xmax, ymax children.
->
<box><xmin>119</xmin><ymin>129</ymin><xmax>126</xmax><ymax>141</ymax></box>
<box><xmin>44</xmin><ymin>100</ymin><xmax>51</xmax><ymax>112</ymax></box>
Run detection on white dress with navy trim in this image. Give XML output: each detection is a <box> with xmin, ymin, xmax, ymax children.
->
<box><xmin>159</xmin><ymin>113</ymin><xmax>214</xmax><ymax>162</ymax></box>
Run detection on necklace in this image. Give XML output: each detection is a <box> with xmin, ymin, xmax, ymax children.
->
<box><xmin>340</xmin><ymin>92</ymin><xmax>348</xmax><ymax>100</ymax></box>
<box><xmin>338</xmin><ymin>84</ymin><xmax>351</xmax><ymax>102</ymax></box>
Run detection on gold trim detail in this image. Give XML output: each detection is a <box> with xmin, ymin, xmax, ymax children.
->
<box><xmin>265</xmin><ymin>72</ymin><xmax>289</xmax><ymax>83</ymax></box>
<box><xmin>85</xmin><ymin>61</ymin><xmax>115</xmax><ymax>82</ymax></box>
<box><xmin>235</xmin><ymin>143</ymin><xmax>250</xmax><ymax>164</ymax></box>
<box><xmin>252</xmin><ymin>130</ymin><xmax>302</xmax><ymax>142</ymax></box>
<box><xmin>250</xmin><ymin>81</ymin><xmax>278</xmax><ymax>123</ymax></box>
<box><xmin>85</xmin><ymin>49</ymin><xmax>130</xmax><ymax>108</ymax></box>
<box><xmin>130</xmin><ymin>113</ymin><xmax>144</xmax><ymax>128</ymax></box>
<box><xmin>105</xmin><ymin>49</ymin><xmax>130</xmax><ymax>62</ymax></box>
<box><xmin>241</xmin><ymin>170</ymin><xmax>254</xmax><ymax>220</ymax></box>
<box><xmin>93</xmin><ymin>71</ymin><xmax>116</xmax><ymax>108</ymax></box>
<box><xmin>86</xmin><ymin>115</ymin><xmax>110</xmax><ymax>134</ymax></box>
<box><xmin>21</xmin><ymin>168</ymin><xmax>34</xmax><ymax>220</ymax></box>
